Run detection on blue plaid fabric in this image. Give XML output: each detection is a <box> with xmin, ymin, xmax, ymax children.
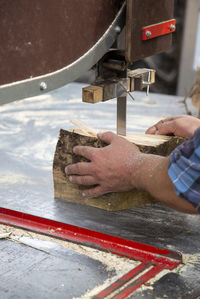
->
<box><xmin>168</xmin><ymin>126</ymin><xmax>200</xmax><ymax>212</ymax></box>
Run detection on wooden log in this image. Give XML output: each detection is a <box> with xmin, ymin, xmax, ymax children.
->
<box><xmin>53</xmin><ymin>129</ymin><xmax>184</xmax><ymax>211</ymax></box>
<box><xmin>82</xmin><ymin>85</ymin><xmax>103</xmax><ymax>103</ymax></box>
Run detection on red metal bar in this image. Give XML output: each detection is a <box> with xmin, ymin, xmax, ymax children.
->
<box><xmin>94</xmin><ymin>262</ymin><xmax>152</xmax><ymax>299</ymax></box>
<box><xmin>0</xmin><ymin>207</ymin><xmax>181</xmax><ymax>269</ymax></box>
<box><xmin>113</xmin><ymin>263</ymin><xmax>167</xmax><ymax>299</ymax></box>
<box><xmin>142</xmin><ymin>19</ymin><xmax>176</xmax><ymax>40</ymax></box>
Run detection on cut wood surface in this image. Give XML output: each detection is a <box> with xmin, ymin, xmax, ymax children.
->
<box><xmin>53</xmin><ymin>123</ymin><xmax>184</xmax><ymax>211</ymax></box>
<box><xmin>70</xmin><ymin>119</ymin><xmax>97</xmax><ymax>137</ymax></box>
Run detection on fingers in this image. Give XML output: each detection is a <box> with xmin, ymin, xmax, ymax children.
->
<box><xmin>73</xmin><ymin>145</ymin><xmax>96</xmax><ymax>160</ymax></box>
<box><xmin>154</xmin><ymin>121</ymin><xmax>175</xmax><ymax>135</ymax></box>
<box><xmin>67</xmin><ymin>172</ymin><xmax>108</xmax><ymax>197</ymax></box>
<box><xmin>145</xmin><ymin>115</ymin><xmax>185</xmax><ymax>135</ymax></box>
<box><xmin>82</xmin><ymin>185</ymin><xmax>106</xmax><ymax>198</ymax></box>
<box><xmin>146</xmin><ymin>121</ymin><xmax>164</xmax><ymax>134</ymax></box>
<box><xmin>146</xmin><ymin>118</ymin><xmax>175</xmax><ymax>135</ymax></box>
<box><xmin>146</xmin><ymin>119</ymin><xmax>165</xmax><ymax>134</ymax></box>
<box><xmin>97</xmin><ymin>131</ymin><xmax>117</xmax><ymax>144</ymax></box>
<box><xmin>68</xmin><ymin>175</ymin><xmax>97</xmax><ymax>186</ymax></box>
<box><xmin>65</xmin><ymin>162</ymin><xmax>92</xmax><ymax>176</ymax></box>
<box><xmin>68</xmin><ymin>175</ymin><xmax>106</xmax><ymax>197</ymax></box>
<box><xmin>145</xmin><ymin>125</ymin><xmax>157</xmax><ymax>134</ymax></box>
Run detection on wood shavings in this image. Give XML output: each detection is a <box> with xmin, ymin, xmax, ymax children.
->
<box><xmin>0</xmin><ymin>232</ymin><xmax>11</xmax><ymax>239</ymax></box>
<box><xmin>182</xmin><ymin>253</ymin><xmax>200</xmax><ymax>269</ymax></box>
<box><xmin>70</xmin><ymin>119</ymin><xmax>97</xmax><ymax>137</ymax></box>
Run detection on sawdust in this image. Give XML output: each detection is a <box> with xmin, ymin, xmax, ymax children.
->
<box><xmin>0</xmin><ymin>224</ymin><xmax>139</xmax><ymax>298</ymax></box>
<box><xmin>181</xmin><ymin>253</ymin><xmax>200</xmax><ymax>272</ymax></box>
<box><xmin>0</xmin><ymin>232</ymin><xmax>11</xmax><ymax>239</ymax></box>
<box><xmin>137</xmin><ymin>252</ymin><xmax>200</xmax><ymax>297</ymax></box>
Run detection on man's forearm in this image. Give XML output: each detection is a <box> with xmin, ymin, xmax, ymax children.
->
<box><xmin>134</xmin><ymin>154</ymin><xmax>198</xmax><ymax>214</ymax></box>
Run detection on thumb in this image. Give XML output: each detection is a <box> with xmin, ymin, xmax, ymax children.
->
<box><xmin>97</xmin><ymin>131</ymin><xmax>116</xmax><ymax>144</ymax></box>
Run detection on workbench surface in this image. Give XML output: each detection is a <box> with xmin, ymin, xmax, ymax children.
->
<box><xmin>0</xmin><ymin>83</ymin><xmax>200</xmax><ymax>298</ymax></box>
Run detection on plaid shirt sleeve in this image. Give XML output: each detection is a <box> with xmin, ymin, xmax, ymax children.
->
<box><xmin>168</xmin><ymin>126</ymin><xmax>200</xmax><ymax>212</ymax></box>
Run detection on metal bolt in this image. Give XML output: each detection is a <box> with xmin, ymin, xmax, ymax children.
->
<box><xmin>145</xmin><ymin>30</ymin><xmax>152</xmax><ymax>38</ymax></box>
<box><xmin>170</xmin><ymin>24</ymin><xmax>176</xmax><ymax>31</ymax></box>
<box><xmin>114</xmin><ymin>26</ymin><xmax>121</xmax><ymax>34</ymax></box>
<box><xmin>40</xmin><ymin>82</ymin><xmax>47</xmax><ymax>91</ymax></box>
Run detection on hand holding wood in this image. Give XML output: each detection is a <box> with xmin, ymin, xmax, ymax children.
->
<box><xmin>65</xmin><ymin>131</ymin><xmax>141</xmax><ymax>198</ymax></box>
<box><xmin>146</xmin><ymin>115</ymin><xmax>200</xmax><ymax>138</ymax></box>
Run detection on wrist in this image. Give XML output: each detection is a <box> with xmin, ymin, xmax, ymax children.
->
<box><xmin>131</xmin><ymin>153</ymin><xmax>168</xmax><ymax>194</ymax></box>
<box><xmin>130</xmin><ymin>152</ymin><xmax>199</xmax><ymax>214</ymax></box>
<box><xmin>130</xmin><ymin>153</ymin><xmax>151</xmax><ymax>190</ymax></box>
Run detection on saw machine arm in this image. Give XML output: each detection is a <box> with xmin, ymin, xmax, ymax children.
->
<box><xmin>0</xmin><ymin>0</ymin><xmax>125</xmax><ymax>104</ymax></box>
<box><xmin>0</xmin><ymin>0</ymin><xmax>175</xmax><ymax>106</ymax></box>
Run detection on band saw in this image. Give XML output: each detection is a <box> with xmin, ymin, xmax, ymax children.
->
<box><xmin>1</xmin><ymin>1</ymin><xmax>200</xmax><ymax>298</ymax></box>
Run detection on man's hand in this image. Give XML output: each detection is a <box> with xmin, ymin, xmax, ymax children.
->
<box><xmin>146</xmin><ymin>115</ymin><xmax>200</xmax><ymax>138</ymax></box>
<box><xmin>65</xmin><ymin>130</ymin><xmax>198</xmax><ymax>213</ymax></box>
<box><xmin>65</xmin><ymin>132</ymin><xmax>140</xmax><ymax>198</ymax></box>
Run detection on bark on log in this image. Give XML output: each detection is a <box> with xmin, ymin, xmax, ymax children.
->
<box><xmin>53</xmin><ymin>129</ymin><xmax>184</xmax><ymax>211</ymax></box>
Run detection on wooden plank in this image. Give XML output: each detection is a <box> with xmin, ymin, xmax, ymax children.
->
<box><xmin>70</xmin><ymin>119</ymin><xmax>97</xmax><ymax>137</ymax></box>
<box><xmin>53</xmin><ymin>129</ymin><xmax>184</xmax><ymax>211</ymax></box>
<box><xmin>71</xmin><ymin>128</ymin><xmax>174</xmax><ymax>147</ymax></box>
<box><xmin>82</xmin><ymin>81</ymin><xmax>116</xmax><ymax>103</ymax></box>
<box><xmin>82</xmin><ymin>85</ymin><xmax>103</xmax><ymax>103</ymax></box>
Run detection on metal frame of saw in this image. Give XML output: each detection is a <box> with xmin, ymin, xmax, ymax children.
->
<box><xmin>0</xmin><ymin>0</ymin><xmax>175</xmax><ymax>108</ymax></box>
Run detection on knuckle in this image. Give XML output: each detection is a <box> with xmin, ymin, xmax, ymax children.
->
<box><xmin>93</xmin><ymin>187</ymin><xmax>103</xmax><ymax>197</ymax></box>
<box><xmin>78</xmin><ymin>176</ymin><xmax>84</xmax><ymax>185</ymax></box>
<box><xmin>69</xmin><ymin>175</ymin><xmax>75</xmax><ymax>183</ymax></box>
<box><xmin>84</xmin><ymin>190</ymin><xmax>92</xmax><ymax>198</ymax></box>
<box><xmin>91</xmin><ymin>165</ymin><xmax>98</xmax><ymax>177</ymax></box>
<box><xmin>90</xmin><ymin>150</ymin><xmax>98</xmax><ymax>161</ymax></box>
<box><xmin>105</xmin><ymin>131</ymin><xmax>113</xmax><ymax>139</ymax></box>
<box><xmin>174</xmin><ymin>119</ymin><xmax>178</xmax><ymax>125</ymax></box>
<box><xmin>79</xmin><ymin>176</ymin><xmax>84</xmax><ymax>184</ymax></box>
<box><xmin>80</xmin><ymin>176</ymin><xmax>88</xmax><ymax>185</ymax></box>
<box><xmin>71</xmin><ymin>175</ymin><xmax>83</xmax><ymax>185</ymax></box>
<box><xmin>84</xmin><ymin>186</ymin><xmax>105</xmax><ymax>198</ymax></box>
<box><xmin>85</xmin><ymin>189</ymin><xmax>97</xmax><ymax>198</ymax></box>
<box><xmin>75</xmin><ymin>162</ymin><xmax>81</xmax><ymax>173</ymax></box>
